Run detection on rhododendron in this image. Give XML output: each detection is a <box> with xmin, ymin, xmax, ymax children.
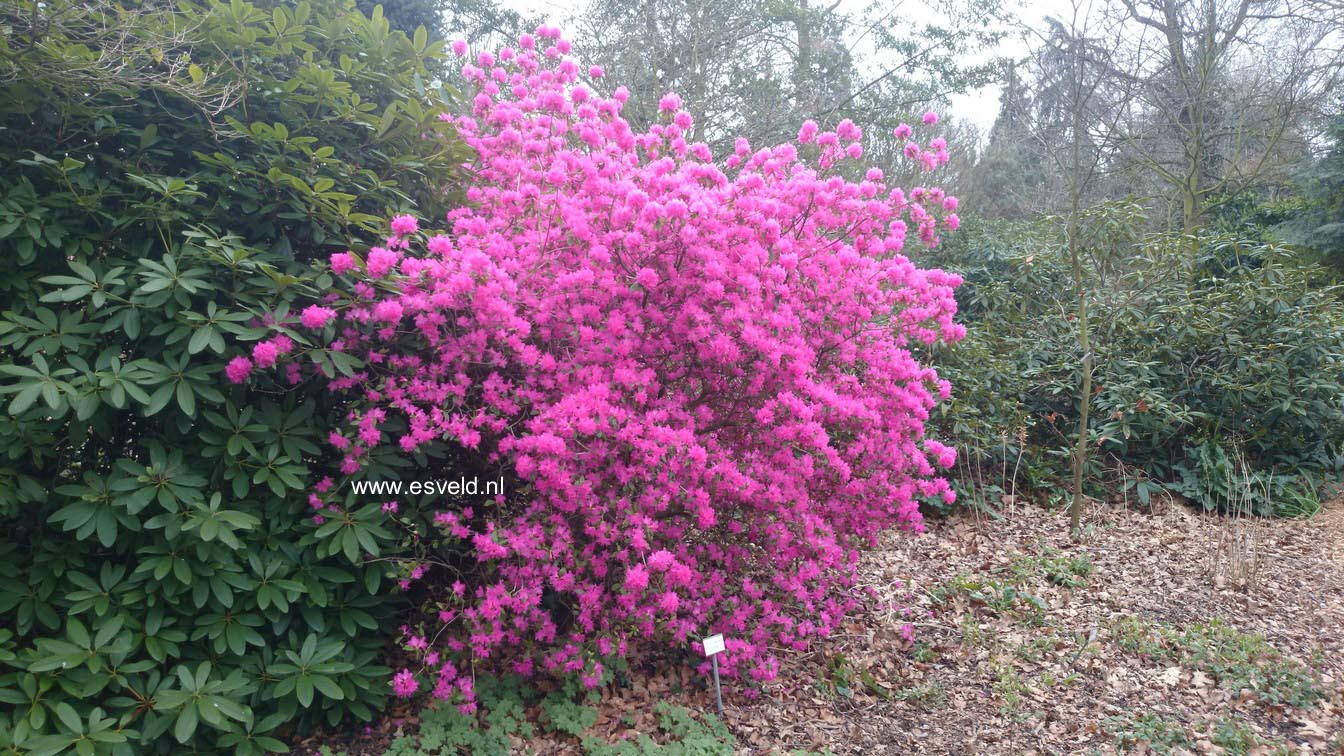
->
<box><xmin>251</xmin><ymin>341</ymin><xmax>279</xmax><ymax>368</ymax></box>
<box><xmin>366</xmin><ymin>246</ymin><xmax>400</xmax><ymax>277</ymax></box>
<box><xmin>371</xmin><ymin>300</ymin><xmax>403</xmax><ymax>323</ymax></box>
<box><xmin>392</xmin><ymin>670</ymin><xmax>419</xmax><ymax>697</ymax></box>
<box><xmin>330</xmin><ymin>252</ymin><xmax>356</xmax><ymax>274</ymax></box>
<box><xmin>390</xmin><ymin>214</ymin><xmax>419</xmax><ymax>236</ymax></box>
<box><xmin>301</xmin><ymin>305</ymin><xmax>337</xmax><ymax>329</ymax></box>
<box><xmin>224</xmin><ymin>355</ymin><xmax>253</xmax><ymax>384</ymax></box>
<box><xmin>254</xmin><ymin>27</ymin><xmax>964</xmax><ymax>709</ymax></box>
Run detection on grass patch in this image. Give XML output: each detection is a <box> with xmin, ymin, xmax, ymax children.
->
<box><xmin>1013</xmin><ymin>634</ymin><xmax>1061</xmax><ymax>662</ymax></box>
<box><xmin>932</xmin><ymin>574</ymin><xmax>1047</xmax><ymax>625</ymax></box>
<box><xmin>1106</xmin><ymin>617</ymin><xmax>1324</xmax><ymax>708</ymax></box>
<box><xmin>1102</xmin><ymin>713</ymin><xmax>1192</xmax><ymax>753</ymax></box>
<box><xmin>991</xmin><ymin>657</ymin><xmax>1027</xmax><ymax>713</ymax></box>
<box><xmin>1210</xmin><ymin>717</ymin><xmax>1293</xmax><ymax>755</ymax></box>
<box><xmin>1007</xmin><ymin>548</ymin><xmax>1094</xmax><ymax>587</ymax></box>
<box><xmin>911</xmin><ymin>640</ymin><xmax>939</xmax><ymax>663</ymax></box>
<box><xmin>956</xmin><ymin>611</ymin><xmax>992</xmax><ymax>647</ymax></box>
<box><xmin>891</xmin><ymin>681</ymin><xmax>947</xmax><ymax>709</ymax></box>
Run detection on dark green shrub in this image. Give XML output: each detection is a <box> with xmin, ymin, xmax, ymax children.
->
<box><xmin>917</xmin><ymin>220</ymin><xmax>1044</xmax><ymax>514</ymax></box>
<box><xmin>0</xmin><ymin>0</ymin><xmax>466</xmax><ymax>751</ymax></box>
<box><xmin>928</xmin><ymin>213</ymin><xmax>1344</xmax><ymax>515</ymax></box>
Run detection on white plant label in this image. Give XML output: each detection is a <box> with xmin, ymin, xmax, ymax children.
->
<box><xmin>702</xmin><ymin>633</ymin><xmax>725</xmax><ymax>656</ymax></box>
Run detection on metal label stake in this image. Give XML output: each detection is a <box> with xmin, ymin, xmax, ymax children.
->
<box><xmin>702</xmin><ymin>633</ymin><xmax>726</xmax><ymax>716</ymax></box>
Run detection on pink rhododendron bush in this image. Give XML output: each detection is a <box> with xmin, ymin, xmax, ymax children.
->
<box><xmin>250</xmin><ymin>27</ymin><xmax>966</xmax><ymax>709</ymax></box>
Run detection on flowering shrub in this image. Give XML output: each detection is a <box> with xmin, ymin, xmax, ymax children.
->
<box><xmin>265</xmin><ymin>27</ymin><xmax>965</xmax><ymax>707</ymax></box>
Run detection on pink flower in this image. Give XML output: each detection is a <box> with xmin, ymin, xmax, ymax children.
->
<box><xmin>589</xmin><ymin>65</ymin><xmax>604</xmax><ymax>78</ymax></box>
<box><xmin>922</xmin><ymin>110</ymin><xmax>939</xmax><ymax>125</ymax></box>
<box><xmin>373</xmin><ymin>300</ymin><xmax>404</xmax><ymax>323</ymax></box>
<box><xmin>301</xmin><ymin>305</ymin><xmax>337</xmax><ymax>329</ymax></box>
<box><xmin>256</xmin><ymin>27</ymin><xmax>964</xmax><ymax>697</ymax></box>
<box><xmin>634</xmin><ymin>268</ymin><xmax>659</xmax><ymax>288</ymax></box>
<box><xmin>391</xmin><ymin>215</ymin><xmax>419</xmax><ymax>236</ymax></box>
<box><xmin>225</xmin><ymin>356</ymin><xmax>252</xmax><ymax>384</ymax></box>
<box><xmin>624</xmin><ymin>565</ymin><xmax>649</xmax><ymax>592</ymax></box>
<box><xmin>451</xmin><ymin>39</ymin><xmax>467</xmax><ymax>57</ymax></box>
<box><xmin>392</xmin><ymin>670</ymin><xmax>419</xmax><ymax>697</ymax></box>
<box><xmin>330</xmin><ymin>252</ymin><xmax>356</xmax><ymax>274</ymax></box>
<box><xmin>893</xmin><ymin>123</ymin><xmax>912</xmax><ymax>139</ymax></box>
<box><xmin>252</xmin><ymin>341</ymin><xmax>279</xmax><ymax>368</ymax></box>
<box><xmin>366</xmin><ymin>247</ymin><xmax>400</xmax><ymax>278</ymax></box>
<box><xmin>657</xmin><ymin>591</ymin><xmax>679</xmax><ymax>614</ymax></box>
<box><xmin>427</xmin><ymin>235</ymin><xmax>454</xmax><ymax>256</ymax></box>
<box><xmin>647</xmin><ymin>550</ymin><xmax>675</xmax><ymax>571</ymax></box>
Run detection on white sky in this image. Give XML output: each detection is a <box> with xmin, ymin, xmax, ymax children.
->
<box><xmin>494</xmin><ymin>0</ymin><xmax>1083</xmax><ymax>135</ymax></box>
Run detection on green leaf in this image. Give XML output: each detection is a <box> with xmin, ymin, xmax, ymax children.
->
<box><xmin>311</xmin><ymin>675</ymin><xmax>344</xmax><ymax>700</ymax></box>
<box><xmin>176</xmin><ymin>382</ymin><xmax>196</xmax><ymax>417</ymax></box>
<box><xmin>295</xmin><ymin>675</ymin><xmax>314</xmax><ymax>707</ymax></box>
<box><xmin>53</xmin><ymin>702</ymin><xmax>83</xmax><ymax>733</ymax></box>
<box><xmin>188</xmin><ymin>326</ymin><xmax>214</xmax><ymax>355</ymax></box>
<box><xmin>9</xmin><ymin>383</ymin><xmax>42</xmax><ymax>414</ymax></box>
<box><xmin>174</xmin><ymin>702</ymin><xmax>198</xmax><ymax>743</ymax></box>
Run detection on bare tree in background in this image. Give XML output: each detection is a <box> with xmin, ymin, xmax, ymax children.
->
<box><xmin>572</xmin><ymin>0</ymin><xmax>1007</xmax><ymax>160</ymax></box>
<box><xmin>1104</xmin><ymin>0</ymin><xmax>1340</xmax><ymax>231</ymax></box>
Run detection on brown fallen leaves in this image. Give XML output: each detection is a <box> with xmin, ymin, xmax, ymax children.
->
<box><xmin>314</xmin><ymin>495</ymin><xmax>1344</xmax><ymax>755</ymax></box>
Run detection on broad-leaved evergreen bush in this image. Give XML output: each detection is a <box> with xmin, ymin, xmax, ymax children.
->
<box><xmin>929</xmin><ymin>211</ymin><xmax>1344</xmax><ymax>516</ymax></box>
<box><xmin>0</xmin><ymin>0</ymin><xmax>468</xmax><ymax>751</ymax></box>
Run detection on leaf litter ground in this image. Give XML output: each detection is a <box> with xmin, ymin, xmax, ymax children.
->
<box><xmin>315</xmin><ymin>496</ymin><xmax>1344</xmax><ymax>754</ymax></box>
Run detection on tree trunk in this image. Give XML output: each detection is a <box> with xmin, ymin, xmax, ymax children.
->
<box><xmin>1066</xmin><ymin>30</ymin><xmax>1091</xmax><ymax>539</ymax></box>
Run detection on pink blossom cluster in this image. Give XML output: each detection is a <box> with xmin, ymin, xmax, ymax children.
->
<box><xmin>284</xmin><ymin>28</ymin><xmax>965</xmax><ymax>705</ymax></box>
